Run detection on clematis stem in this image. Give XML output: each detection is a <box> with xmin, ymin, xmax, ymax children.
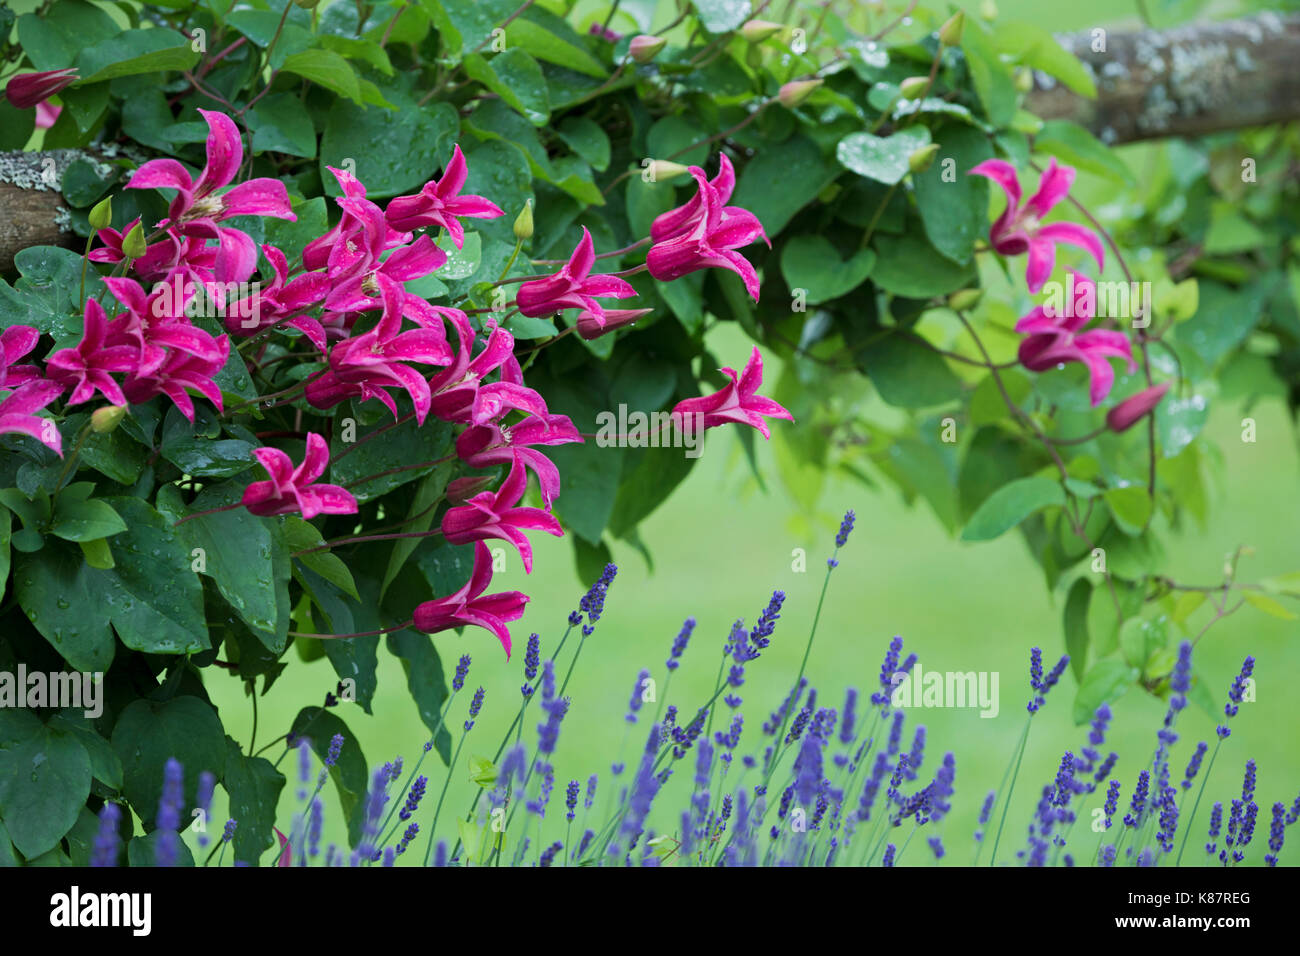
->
<box><xmin>293</xmin><ymin>529</ymin><xmax>444</xmax><ymax>556</ymax></box>
<box><xmin>342</xmin><ymin>454</ymin><xmax>456</xmax><ymax>490</ymax></box>
<box><xmin>286</xmin><ymin>622</ymin><xmax>412</xmax><ymax>640</ymax></box>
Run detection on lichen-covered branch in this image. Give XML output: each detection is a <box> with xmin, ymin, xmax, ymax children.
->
<box><xmin>1026</xmin><ymin>12</ymin><xmax>1300</xmax><ymax>145</ymax></box>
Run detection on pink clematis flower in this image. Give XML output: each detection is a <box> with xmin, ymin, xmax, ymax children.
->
<box><xmin>34</xmin><ymin>100</ymin><xmax>61</xmax><ymax>129</ymax></box>
<box><xmin>0</xmin><ymin>325</ymin><xmax>43</xmax><ymax>389</ymax></box>
<box><xmin>305</xmin><ymin>279</ymin><xmax>454</xmax><ymax>424</ymax></box>
<box><xmin>46</xmin><ymin>299</ymin><xmax>136</xmax><ymax>406</ymax></box>
<box><xmin>650</xmin><ymin>153</ymin><xmax>738</xmax><ymax>243</ymax></box>
<box><xmin>303</xmin><ymin>166</ymin><xmax>410</xmax><ymax>272</ymax></box>
<box><xmin>323</xmin><ymin>197</ymin><xmax>447</xmax><ymax>315</ymax></box>
<box><xmin>120</xmin><ymin>334</ymin><xmax>230</xmax><ymax>422</ymax></box>
<box><xmin>427</xmin><ymin>317</ymin><xmax>535</xmax><ymax>425</ymax></box>
<box><xmin>5</xmin><ymin>68</ymin><xmax>78</xmax><ymax>110</ymax></box>
<box><xmin>241</xmin><ymin>432</ymin><xmax>358</xmax><ymax>520</ymax></box>
<box><xmin>225</xmin><ymin>244</ymin><xmax>331</xmax><ymax>350</ymax></box>
<box><xmin>1107</xmin><ymin>382</ymin><xmax>1170</xmax><ymax>433</ymax></box>
<box><xmin>671</xmin><ymin>346</ymin><xmax>793</xmax><ymax>439</ymax></box>
<box><xmin>0</xmin><ymin>380</ymin><xmax>64</xmax><ymax>455</ymax></box>
<box><xmin>440</xmin><ymin>456</ymin><xmax>563</xmax><ymax>573</ymax></box>
<box><xmin>968</xmin><ymin>158</ymin><xmax>1105</xmax><ymax>294</ymax></box>
<box><xmin>383</xmin><ymin>145</ymin><xmax>505</xmax><ymax>247</ymax></box>
<box><xmin>101</xmin><ymin>276</ymin><xmax>225</xmax><ymax>380</ymax></box>
<box><xmin>515</xmin><ymin>227</ymin><xmax>638</xmax><ymax>323</ymax></box>
<box><xmin>576</xmin><ymin>307</ymin><xmax>651</xmax><ymax>340</ymax></box>
<box><xmin>1015</xmin><ymin>271</ymin><xmax>1135</xmax><ymax>406</ymax></box>
<box><xmin>412</xmin><ymin>541</ymin><xmax>529</xmax><ymax>659</ymax></box>
<box><xmin>455</xmin><ymin>413</ymin><xmax>582</xmax><ymax>509</ymax></box>
<box><xmin>127</xmin><ymin>110</ymin><xmax>294</xmax><ymax>282</ymax></box>
<box><xmin>646</xmin><ymin>166</ymin><xmax>769</xmax><ymax>301</ymax></box>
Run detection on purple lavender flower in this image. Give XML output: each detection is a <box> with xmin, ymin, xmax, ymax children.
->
<box><xmin>836</xmin><ymin>509</ymin><xmax>856</xmax><ymax>548</ymax></box>
<box><xmin>881</xmin><ymin>843</ymin><xmax>896</xmax><ymax>867</ymax></box>
<box><xmin>325</xmin><ymin>733</ymin><xmax>344</xmax><ymax>768</ymax></box>
<box><xmin>222</xmin><ymin>819</ymin><xmax>237</xmax><ymax>843</ymax></box>
<box><xmin>154</xmin><ymin>758</ymin><xmax>184</xmax><ymax>867</ymax></box>
<box><xmin>750</xmin><ymin>591</ymin><xmax>785</xmax><ymax>649</ymax></box>
<box><xmin>839</xmin><ymin>688</ymin><xmax>859</xmax><ymax>745</ymax></box>
<box><xmin>447</xmin><ymin>654</ymin><xmax>470</xmax><ymax>693</ymax></box>
<box><xmin>1182</xmin><ymin>741</ymin><xmax>1208</xmax><ymax>790</ymax></box>
<box><xmin>905</xmin><ymin>725</ymin><xmax>926</xmax><ymax>781</ymax></box>
<box><xmin>928</xmin><ymin>836</ymin><xmax>945</xmax><ymax>860</ymax></box>
<box><xmin>1156</xmin><ymin>786</ymin><xmax>1178</xmax><ymax>853</ymax></box>
<box><xmin>565</xmin><ymin>780</ymin><xmax>580</xmax><ymax>822</ymax></box>
<box><xmin>626</xmin><ymin>668</ymin><xmax>651</xmax><ymax>723</ymax></box>
<box><xmin>1103</xmin><ymin>779</ymin><xmax>1120</xmax><ymax>829</ymax></box>
<box><xmin>1217</xmin><ymin>655</ymin><xmax>1255</xmax><ymax>738</ymax></box>
<box><xmin>585</xmin><ymin>774</ymin><xmax>597</xmax><ymax>810</ymax></box>
<box><xmin>1266</xmin><ymin>802</ymin><xmax>1285</xmax><ymax>866</ymax></box>
<box><xmin>465</xmin><ymin>686</ymin><xmax>485</xmax><ymax>731</ymax></box>
<box><xmin>764</xmin><ymin>678</ymin><xmax>806</xmax><ymax>734</ymax></box>
<box><xmin>396</xmin><ymin>822</ymin><xmax>419</xmax><ymax>855</ymax></box>
<box><xmin>666</xmin><ymin>617</ymin><xmax>695</xmax><ymax>671</ymax></box>
<box><xmin>195</xmin><ymin>771</ymin><xmax>216</xmax><ymax>848</ymax></box>
<box><xmin>578</xmin><ymin>563</ymin><xmax>618</xmax><ymax>636</ymax></box>
<box><xmin>521</xmin><ymin>634</ymin><xmax>540</xmax><ymax>696</ymax></box>
<box><xmin>974</xmin><ymin>789</ymin><xmax>996</xmax><ymax>841</ymax></box>
<box><xmin>539</xmin><ymin>841</ymin><xmax>564</xmax><ymax>867</ymax></box>
<box><xmin>857</xmin><ymin>752</ymin><xmax>890</xmax><ymax>822</ymax></box>
<box><xmin>90</xmin><ymin>803</ymin><xmax>121</xmax><ymax>867</ymax></box>
<box><xmin>1124</xmin><ymin>770</ymin><xmax>1150</xmax><ymax>828</ymax></box>
<box><xmin>433</xmin><ymin>841</ymin><xmax>448</xmax><ymax>867</ymax></box>
<box><xmin>308</xmin><ymin>799</ymin><xmax>323</xmax><ymax>859</ymax></box>
<box><xmin>400</xmin><ymin>775</ymin><xmax>427</xmax><ymax>821</ymax></box>
<box><xmin>1206</xmin><ymin>801</ymin><xmax>1223</xmax><ymax>855</ymax></box>
<box><xmin>873</xmin><ymin>636</ymin><xmax>904</xmax><ymax>706</ymax></box>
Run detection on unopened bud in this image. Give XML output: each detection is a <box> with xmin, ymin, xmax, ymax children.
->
<box><xmin>900</xmin><ymin>76</ymin><xmax>930</xmax><ymax>100</ymax></box>
<box><xmin>777</xmin><ymin>78</ymin><xmax>822</xmax><ymax>109</ymax></box>
<box><xmin>908</xmin><ymin>143</ymin><xmax>940</xmax><ymax>174</ymax></box>
<box><xmin>513</xmin><ymin>199</ymin><xmax>533</xmax><ymax>241</ymax></box>
<box><xmin>741</xmin><ymin>19</ymin><xmax>783</xmax><ymax>43</ymax></box>
<box><xmin>577</xmin><ymin>308</ymin><xmax>652</xmax><ymax>340</ymax></box>
<box><xmin>947</xmin><ymin>288</ymin><xmax>983</xmax><ymax>311</ymax></box>
<box><xmin>629</xmin><ymin>34</ymin><xmax>666</xmax><ymax>63</ymax></box>
<box><xmin>91</xmin><ymin>404</ymin><xmax>128</xmax><ymax>433</ymax></box>
<box><xmin>120</xmin><ymin>221</ymin><xmax>147</xmax><ymax>259</ymax></box>
<box><xmin>88</xmin><ymin>196</ymin><xmax>112</xmax><ymax>231</ymax></box>
<box><xmin>1014</xmin><ymin>67</ymin><xmax>1034</xmax><ymax>93</ymax></box>
<box><xmin>643</xmin><ymin>159</ymin><xmax>689</xmax><ymax>183</ymax></box>
<box><xmin>938</xmin><ymin>11</ymin><xmax>965</xmax><ymax>46</ymax></box>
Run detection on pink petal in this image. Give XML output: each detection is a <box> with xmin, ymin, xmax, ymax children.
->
<box><xmin>195</xmin><ymin>109</ymin><xmax>243</xmax><ymax>197</ymax></box>
<box><xmin>1036</xmin><ymin>222</ymin><xmax>1105</xmax><ymax>276</ymax></box>
<box><xmin>1024</xmin><ymin>158</ymin><xmax>1074</xmax><ymax>219</ymax></box>
<box><xmin>222</xmin><ymin>178</ymin><xmax>295</xmax><ymax>220</ymax></box>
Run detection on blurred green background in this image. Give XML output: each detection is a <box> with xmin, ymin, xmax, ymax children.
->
<box><xmin>192</xmin><ymin>0</ymin><xmax>1300</xmax><ymax>865</ymax></box>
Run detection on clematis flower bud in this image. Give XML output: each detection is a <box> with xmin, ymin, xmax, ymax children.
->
<box><xmin>643</xmin><ymin>159</ymin><xmax>689</xmax><ymax>182</ymax></box>
<box><xmin>938</xmin><ymin>11</ymin><xmax>965</xmax><ymax>46</ymax></box>
<box><xmin>629</xmin><ymin>34</ymin><xmax>666</xmax><ymax>63</ymax></box>
<box><xmin>900</xmin><ymin>76</ymin><xmax>930</xmax><ymax>100</ymax></box>
<box><xmin>4</xmin><ymin>68</ymin><xmax>78</xmax><ymax>110</ymax></box>
<box><xmin>120</xmin><ymin>221</ymin><xmax>148</xmax><ymax>259</ymax></box>
<box><xmin>1106</xmin><ymin>383</ymin><xmax>1170</xmax><ymax>433</ymax></box>
<box><xmin>908</xmin><ymin>143</ymin><xmax>940</xmax><ymax>174</ymax></box>
<box><xmin>91</xmin><ymin>404</ymin><xmax>127</xmax><ymax>434</ymax></box>
<box><xmin>576</xmin><ymin>308</ymin><xmax>652</xmax><ymax>340</ymax></box>
<box><xmin>513</xmin><ymin>199</ymin><xmax>534</xmax><ymax>241</ymax></box>
<box><xmin>88</xmin><ymin>196</ymin><xmax>113</xmax><ymax>231</ymax></box>
<box><xmin>777</xmin><ymin>79</ymin><xmax>822</xmax><ymax>109</ymax></box>
<box><xmin>741</xmin><ymin>20</ymin><xmax>783</xmax><ymax>43</ymax></box>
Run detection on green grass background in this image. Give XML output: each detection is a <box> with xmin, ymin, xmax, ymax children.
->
<box><xmin>193</xmin><ymin>0</ymin><xmax>1300</xmax><ymax>865</ymax></box>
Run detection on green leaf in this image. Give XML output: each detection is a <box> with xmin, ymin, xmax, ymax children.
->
<box><xmin>423</xmin><ymin>0</ymin><xmax>518</xmax><ymax>57</ymax></box>
<box><xmin>1072</xmin><ymin>656</ymin><xmax>1139</xmax><ymax>724</ymax></box>
<box><xmin>1063</xmin><ymin>577</ymin><xmax>1091</xmax><ymax>680</ymax></box>
<box><xmin>913</xmin><ymin>124</ymin><xmax>992</xmax><ymax>264</ymax></box>
<box><xmin>961</xmin><ymin>476</ymin><xmax>1065</xmax><ymax>541</ymax></box>
<box><xmin>1034</xmin><ymin>120</ymin><xmax>1134</xmax><ymax>186</ymax></box>
<box><xmin>11</xmin><ymin>247</ymin><xmax>105</xmax><ymax>339</ymax></box>
<box><xmin>781</xmin><ymin>236</ymin><xmax>875</xmax><ymax>305</ymax></box>
<box><xmin>247</xmin><ymin>93</ymin><xmax>318</xmax><ymax>158</ymax></box>
<box><xmin>859</xmin><ymin>335</ymin><xmax>963</xmax><ymax>409</ymax></box>
<box><xmin>328</xmin><ymin>416</ymin><xmax>455</xmax><ymax>502</ymax></box>
<box><xmin>283</xmin><ymin>517</ymin><xmax>360</xmax><ymax>601</ymax></box>
<box><xmin>289</xmin><ymin>708</ymin><xmax>368</xmax><ymax>846</ymax></box>
<box><xmin>49</xmin><ymin>711</ymin><xmax>122</xmax><ymax>790</ymax></box>
<box><xmin>732</xmin><ymin>135</ymin><xmax>837</xmax><ymax>235</ymax></box>
<box><xmin>95</xmin><ymin>496</ymin><xmax>208</xmax><ymax>655</ymax></box>
<box><xmin>160</xmin><ymin>436</ymin><xmax>257</xmax><ymax>479</ymax></box>
<box><xmin>0</xmin><ymin>510</ymin><xmax>9</xmax><ymax>602</ymax></box>
<box><xmin>111</xmin><ymin>696</ymin><xmax>227</xmax><ymax>829</ymax></box>
<box><xmin>15</xmin><ymin>544</ymin><xmax>116</xmax><ymax>671</ymax></box>
<box><xmin>692</xmin><ymin>0</ymin><xmax>753</xmax><ymax>33</ymax></box>
<box><xmin>1119</xmin><ymin>615</ymin><xmax>1167</xmax><ymax>670</ymax></box>
<box><xmin>1242</xmin><ymin>591</ymin><xmax>1298</xmax><ymax>621</ymax></box>
<box><xmin>1103</xmin><ymin>485</ymin><xmax>1151</xmax><ymax>536</ymax></box>
<box><xmin>870</xmin><ymin>231</ymin><xmax>977</xmax><ymax>297</ymax></box>
<box><xmin>990</xmin><ymin>21</ymin><xmax>1097</xmax><ymax>97</ymax></box>
<box><xmin>961</xmin><ymin>22</ymin><xmax>1016</xmax><ymax>127</ymax></box>
<box><xmin>127</xmin><ymin>829</ymin><xmax>195</xmax><ymax>867</ymax></box>
<box><xmin>386</xmin><ymin>630</ymin><xmax>454</xmax><ymax>763</ymax></box>
<box><xmin>222</xmin><ymin>737</ymin><xmax>286</xmax><ymax>865</ymax></box>
<box><xmin>0</xmin><ymin>710</ymin><xmax>92</xmax><ymax>859</ymax></box>
<box><xmin>76</xmin><ymin>29</ymin><xmax>201</xmax><ymax>83</ymax></box>
<box><xmin>379</xmin><ymin>466</ymin><xmax>454</xmax><ymax>600</ymax></box>
<box><xmin>505</xmin><ymin>7</ymin><xmax>608</xmax><ymax>78</ymax></box>
<box><xmin>556</xmin><ymin>117</ymin><xmax>610</xmax><ymax>172</ymax></box>
<box><xmin>172</xmin><ymin>485</ymin><xmax>289</xmax><ymax>652</ymax></box>
<box><xmin>281</xmin><ymin>50</ymin><xmax>363</xmax><ymax>105</ymax></box>
<box><xmin>836</xmin><ymin>128</ymin><xmax>931</xmax><ymax>185</ymax></box>
<box><xmin>464</xmin><ymin>49</ymin><xmax>550</xmax><ymax>125</ymax></box>
<box><xmin>17</xmin><ymin>1</ymin><xmax>118</xmax><ymax>71</ymax></box>
<box><xmin>49</xmin><ymin>497</ymin><xmax>127</xmax><ymax>542</ymax></box>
